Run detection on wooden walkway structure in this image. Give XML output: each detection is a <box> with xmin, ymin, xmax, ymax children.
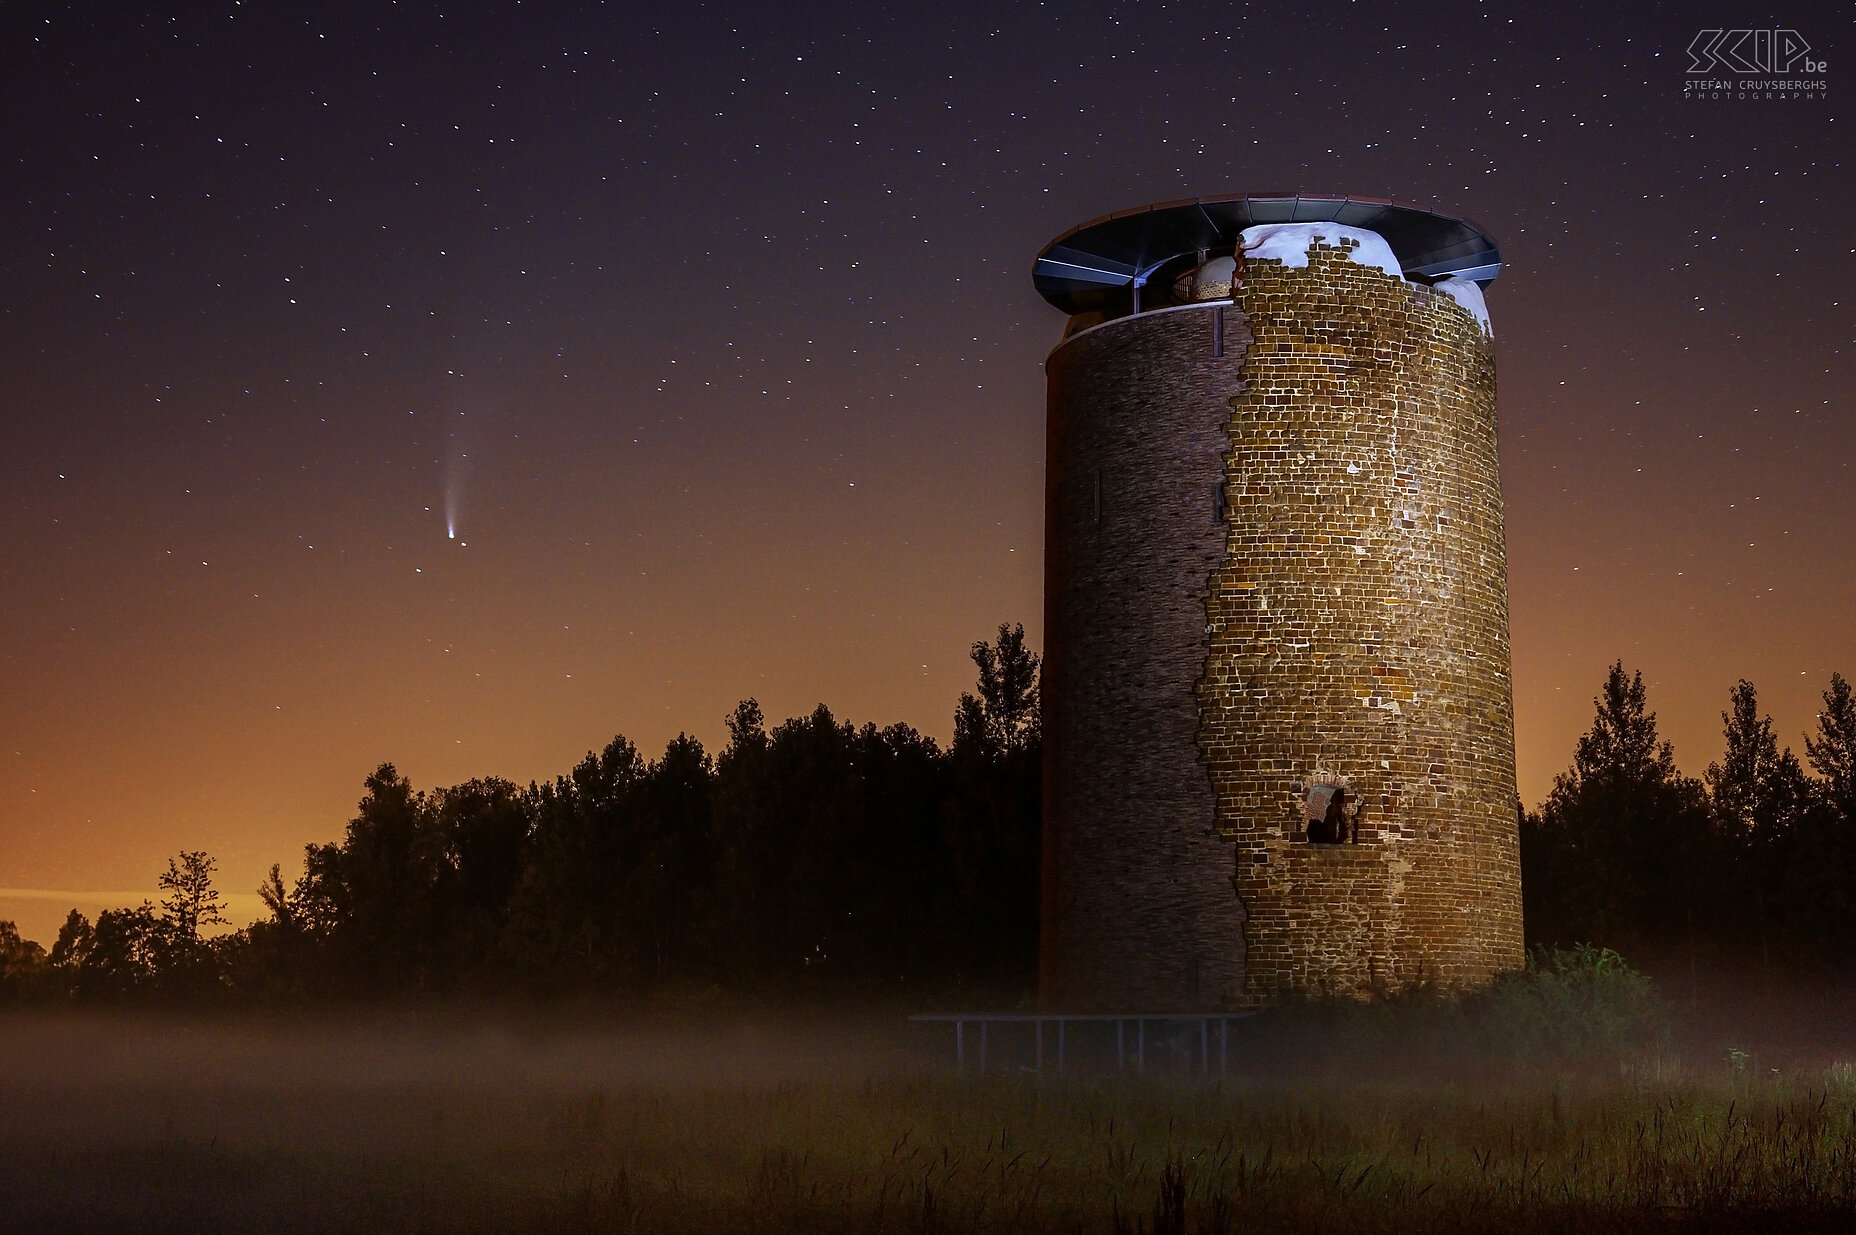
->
<box><xmin>909</xmin><ymin>1013</ymin><xmax>1255</xmax><ymax>1076</ymax></box>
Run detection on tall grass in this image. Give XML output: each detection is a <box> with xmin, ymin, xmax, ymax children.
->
<box><xmin>530</xmin><ymin>1070</ymin><xmax>1856</xmax><ymax>1233</ymax></box>
<box><xmin>0</xmin><ymin>954</ymin><xmax>1841</xmax><ymax>1234</ymax></box>
<box><xmin>4</xmin><ymin>1021</ymin><xmax>1856</xmax><ymax>1232</ymax></box>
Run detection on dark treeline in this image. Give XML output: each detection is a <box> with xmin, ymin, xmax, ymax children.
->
<box><xmin>3</xmin><ymin>643</ymin><xmax>1854</xmax><ymax>1008</ymax></box>
<box><xmin>1</xmin><ymin>626</ymin><xmax>1042</xmax><ymax>1007</ymax></box>
<box><xmin>1523</xmin><ymin>665</ymin><xmax>1856</xmax><ymax>986</ymax></box>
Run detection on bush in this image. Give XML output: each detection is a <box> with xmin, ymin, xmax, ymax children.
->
<box><xmin>1226</xmin><ymin>946</ymin><xmax>1667</xmax><ymax>1074</ymax></box>
<box><xmin>1477</xmin><ymin>943</ymin><xmax>1666</xmax><ymax>1065</ymax></box>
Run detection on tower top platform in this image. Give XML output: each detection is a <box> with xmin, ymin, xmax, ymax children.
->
<box><xmin>1032</xmin><ymin>193</ymin><xmax>1500</xmax><ymax>315</ymax></box>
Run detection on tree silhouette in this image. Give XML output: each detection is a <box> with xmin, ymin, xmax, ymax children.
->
<box><xmin>627</xmin><ymin>734</ymin><xmax>715</xmax><ymax>984</ymax></box>
<box><xmin>711</xmin><ymin>703</ymin><xmax>875</xmax><ymax>984</ymax></box>
<box><xmin>504</xmin><ymin>735</ymin><xmax>646</xmax><ymax>987</ymax></box>
<box><xmin>1527</xmin><ymin>663</ymin><xmax>1713</xmax><ymax>962</ymax></box>
<box><xmin>1703</xmin><ymin>681</ymin><xmax>1809</xmax><ymax>970</ymax></box>
<box><xmin>1566</xmin><ymin>664</ymin><xmax>1679</xmax><ymax>789</ymax></box>
<box><xmin>947</xmin><ymin>623</ymin><xmax>1043</xmax><ymax>987</ymax></box>
<box><xmin>1773</xmin><ymin>673</ymin><xmax>1856</xmax><ymax>969</ymax></box>
<box><xmin>1807</xmin><ymin>673</ymin><xmax>1856</xmax><ymax>810</ymax></box>
<box><xmin>48</xmin><ymin>909</ymin><xmax>93</xmax><ymax>970</ymax></box>
<box><xmin>953</xmin><ymin>622</ymin><xmax>1041</xmax><ymax>760</ymax></box>
<box><xmin>158</xmin><ymin>850</ymin><xmax>227</xmax><ymax>944</ymax></box>
<box><xmin>20</xmin><ymin>637</ymin><xmax>1854</xmax><ymax>1008</ymax></box>
<box><xmin>231</xmin><ymin>864</ymin><xmax>313</xmax><ymax>1000</ymax></box>
<box><xmin>289</xmin><ymin>763</ymin><xmax>444</xmax><ymax>994</ymax></box>
<box><xmin>430</xmin><ymin>777</ymin><xmax>531</xmax><ymax>983</ymax></box>
<box><xmin>74</xmin><ymin>904</ymin><xmax>166</xmax><ymax>1001</ymax></box>
<box><xmin>256</xmin><ymin>864</ymin><xmax>294</xmax><ymax>929</ymax></box>
<box><xmin>0</xmin><ymin>616</ymin><xmax>981</xmax><ymax>1004</ymax></box>
<box><xmin>0</xmin><ymin>921</ymin><xmax>46</xmax><ymax>1001</ymax></box>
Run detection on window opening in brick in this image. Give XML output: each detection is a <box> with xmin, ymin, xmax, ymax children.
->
<box><xmin>1091</xmin><ymin>469</ymin><xmax>1102</xmax><ymax>526</ymax></box>
<box><xmin>1213</xmin><ymin>480</ymin><xmax>1226</xmax><ymax>525</ymax></box>
<box><xmin>1305</xmin><ymin>784</ymin><xmax>1351</xmax><ymax>844</ymax></box>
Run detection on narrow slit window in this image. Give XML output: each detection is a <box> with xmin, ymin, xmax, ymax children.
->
<box><xmin>1092</xmin><ymin>469</ymin><xmax>1102</xmax><ymax>526</ymax></box>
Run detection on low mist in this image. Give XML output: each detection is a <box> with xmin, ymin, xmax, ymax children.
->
<box><xmin>7</xmin><ymin>980</ymin><xmax>1856</xmax><ymax>1233</ymax></box>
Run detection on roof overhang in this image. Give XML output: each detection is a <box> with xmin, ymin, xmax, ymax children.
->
<box><xmin>1033</xmin><ymin>193</ymin><xmax>1500</xmax><ymax>314</ymax></box>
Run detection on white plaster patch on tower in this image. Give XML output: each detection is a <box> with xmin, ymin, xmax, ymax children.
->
<box><xmin>1239</xmin><ymin>223</ymin><xmax>1405</xmax><ymax>281</ymax></box>
<box><xmin>1434</xmin><ymin>277</ymin><xmax>1493</xmax><ymax>337</ymax></box>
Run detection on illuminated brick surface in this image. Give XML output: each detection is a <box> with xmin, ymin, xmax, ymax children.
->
<box><xmin>1040</xmin><ymin>239</ymin><xmax>1523</xmax><ymax>1011</ymax></box>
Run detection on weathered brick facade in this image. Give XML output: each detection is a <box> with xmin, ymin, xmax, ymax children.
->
<box><xmin>1040</xmin><ymin>235</ymin><xmax>1523</xmax><ymax>1011</ymax></box>
<box><xmin>1042</xmin><ymin>304</ymin><xmax>1253</xmax><ymax>1012</ymax></box>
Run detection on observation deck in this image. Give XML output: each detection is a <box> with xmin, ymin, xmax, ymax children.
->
<box><xmin>1032</xmin><ymin>193</ymin><xmax>1501</xmax><ymax>317</ymax></box>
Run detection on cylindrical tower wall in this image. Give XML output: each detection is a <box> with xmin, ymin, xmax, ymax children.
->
<box><xmin>1200</xmin><ymin>237</ymin><xmax>1522</xmax><ymax>1001</ymax></box>
<box><xmin>1039</xmin><ymin>218</ymin><xmax>1522</xmax><ymax>1011</ymax></box>
<box><xmin>1041</xmin><ymin>304</ymin><xmax>1251</xmax><ymax>1013</ymax></box>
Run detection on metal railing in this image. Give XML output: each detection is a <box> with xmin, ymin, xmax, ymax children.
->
<box><xmin>909</xmin><ymin>1013</ymin><xmax>1255</xmax><ymax>1075</ymax></box>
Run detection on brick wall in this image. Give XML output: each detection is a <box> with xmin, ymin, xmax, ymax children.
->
<box><xmin>1039</xmin><ymin>238</ymin><xmax>1523</xmax><ymax>1012</ymax></box>
<box><xmin>1202</xmin><ymin>239</ymin><xmax>1523</xmax><ymax>1002</ymax></box>
<box><xmin>1042</xmin><ymin>304</ymin><xmax>1252</xmax><ymax>1012</ymax></box>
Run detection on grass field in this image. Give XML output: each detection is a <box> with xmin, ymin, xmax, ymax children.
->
<box><xmin>3</xmin><ymin>1005</ymin><xmax>1856</xmax><ymax>1233</ymax></box>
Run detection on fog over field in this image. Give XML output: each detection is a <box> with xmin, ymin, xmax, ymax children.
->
<box><xmin>6</xmin><ymin>992</ymin><xmax>1856</xmax><ymax>1234</ymax></box>
<box><xmin>0</xmin><ymin>1008</ymin><xmax>925</xmax><ymax>1232</ymax></box>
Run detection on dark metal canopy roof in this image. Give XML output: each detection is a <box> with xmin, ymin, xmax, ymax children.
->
<box><xmin>1032</xmin><ymin>193</ymin><xmax>1500</xmax><ymax>314</ymax></box>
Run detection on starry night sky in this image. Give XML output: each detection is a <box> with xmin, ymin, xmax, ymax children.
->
<box><xmin>2</xmin><ymin>1</ymin><xmax>1849</xmax><ymax>939</ymax></box>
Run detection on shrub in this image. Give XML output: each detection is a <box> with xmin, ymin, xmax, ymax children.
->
<box><xmin>1477</xmin><ymin>943</ymin><xmax>1666</xmax><ymax>1065</ymax></box>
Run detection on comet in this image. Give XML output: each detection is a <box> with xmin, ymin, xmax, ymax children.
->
<box><xmin>442</xmin><ymin>411</ymin><xmax>469</xmax><ymax>543</ymax></box>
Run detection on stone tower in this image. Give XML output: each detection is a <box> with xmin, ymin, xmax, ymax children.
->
<box><xmin>1035</xmin><ymin>194</ymin><xmax>1523</xmax><ymax>1011</ymax></box>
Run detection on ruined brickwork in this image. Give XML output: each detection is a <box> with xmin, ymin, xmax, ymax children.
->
<box><xmin>1042</xmin><ymin>304</ymin><xmax>1253</xmax><ymax>1012</ymax></box>
<box><xmin>1040</xmin><ymin>237</ymin><xmax>1523</xmax><ymax>1011</ymax></box>
<box><xmin>1202</xmin><ymin>239</ymin><xmax>1522</xmax><ymax>1002</ymax></box>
